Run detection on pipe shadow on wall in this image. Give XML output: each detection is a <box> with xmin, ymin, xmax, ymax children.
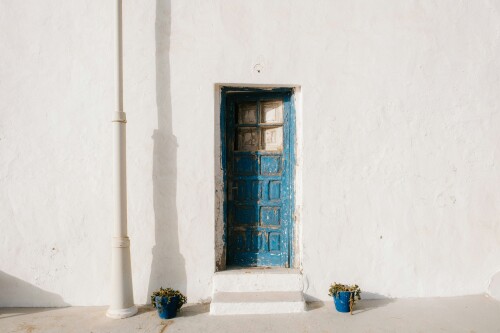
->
<box><xmin>148</xmin><ymin>0</ymin><xmax>186</xmax><ymax>301</ymax></box>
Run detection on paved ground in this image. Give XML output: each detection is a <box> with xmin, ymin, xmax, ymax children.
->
<box><xmin>1</xmin><ymin>295</ymin><xmax>500</xmax><ymax>333</ymax></box>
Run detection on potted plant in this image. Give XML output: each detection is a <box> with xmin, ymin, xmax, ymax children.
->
<box><xmin>328</xmin><ymin>283</ymin><xmax>361</xmax><ymax>314</ymax></box>
<box><xmin>151</xmin><ymin>287</ymin><xmax>187</xmax><ymax>319</ymax></box>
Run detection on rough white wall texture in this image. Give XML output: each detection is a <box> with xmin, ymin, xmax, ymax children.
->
<box><xmin>1</xmin><ymin>0</ymin><xmax>500</xmax><ymax>306</ymax></box>
<box><xmin>489</xmin><ymin>271</ymin><xmax>500</xmax><ymax>301</ymax></box>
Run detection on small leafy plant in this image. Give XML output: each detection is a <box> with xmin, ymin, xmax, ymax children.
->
<box><xmin>151</xmin><ymin>287</ymin><xmax>187</xmax><ymax>310</ymax></box>
<box><xmin>328</xmin><ymin>283</ymin><xmax>361</xmax><ymax>314</ymax></box>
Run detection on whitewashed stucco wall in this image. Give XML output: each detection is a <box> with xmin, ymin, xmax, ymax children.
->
<box><xmin>1</xmin><ymin>0</ymin><xmax>499</xmax><ymax>306</ymax></box>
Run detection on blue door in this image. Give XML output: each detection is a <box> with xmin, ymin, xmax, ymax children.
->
<box><xmin>224</xmin><ymin>90</ymin><xmax>294</xmax><ymax>267</ymax></box>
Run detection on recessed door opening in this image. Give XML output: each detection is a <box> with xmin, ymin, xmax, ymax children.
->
<box><xmin>218</xmin><ymin>87</ymin><xmax>297</xmax><ymax>268</ymax></box>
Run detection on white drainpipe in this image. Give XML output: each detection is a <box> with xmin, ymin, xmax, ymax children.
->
<box><xmin>106</xmin><ymin>0</ymin><xmax>137</xmax><ymax>319</ymax></box>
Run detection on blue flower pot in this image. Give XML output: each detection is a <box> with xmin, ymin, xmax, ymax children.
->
<box><xmin>155</xmin><ymin>296</ymin><xmax>179</xmax><ymax>319</ymax></box>
<box><xmin>333</xmin><ymin>291</ymin><xmax>353</xmax><ymax>313</ymax></box>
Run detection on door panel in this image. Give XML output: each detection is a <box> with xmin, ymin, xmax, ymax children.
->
<box><xmin>226</xmin><ymin>93</ymin><xmax>293</xmax><ymax>267</ymax></box>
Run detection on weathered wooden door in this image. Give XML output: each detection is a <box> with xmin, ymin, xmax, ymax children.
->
<box><xmin>224</xmin><ymin>91</ymin><xmax>294</xmax><ymax>267</ymax></box>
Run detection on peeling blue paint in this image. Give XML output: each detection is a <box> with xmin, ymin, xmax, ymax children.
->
<box><xmin>220</xmin><ymin>87</ymin><xmax>296</xmax><ymax>267</ymax></box>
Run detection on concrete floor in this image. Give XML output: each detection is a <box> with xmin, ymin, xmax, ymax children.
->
<box><xmin>1</xmin><ymin>295</ymin><xmax>499</xmax><ymax>333</ymax></box>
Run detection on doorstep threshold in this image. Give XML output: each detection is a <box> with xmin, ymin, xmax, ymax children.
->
<box><xmin>217</xmin><ymin>266</ymin><xmax>300</xmax><ymax>275</ymax></box>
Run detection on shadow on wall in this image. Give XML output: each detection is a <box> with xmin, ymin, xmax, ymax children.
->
<box><xmin>305</xmin><ymin>291</ymin><xmax>395</xmax><ymax>314</ymax></box>
<box><xmin>0</xmin><ymin>271</ymin><xmax>69</xmax><ymax>310</ymax></box>
<box><xmin>147</xmin><ymin>0</ymin><xmax>187</xmax><ymax>301</ymax></box>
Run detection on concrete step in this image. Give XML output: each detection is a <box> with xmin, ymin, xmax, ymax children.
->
<box><xmin>210</xmin><ymin>291</ymin><xmax>306</xmax><ymax>315</ymax></box>
<box><xmin>212</xmin><ymin>268</ymin><xmax>303</xmax><ymax>293</ymax></box>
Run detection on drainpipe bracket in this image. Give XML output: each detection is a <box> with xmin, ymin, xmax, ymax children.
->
<box><xmin>112</xmin><ymin>237</ymin><xmax>130</xmax><ymax>248</ymax></box>
<box><xmin>112</xmin><ymin>111</ymin><xmax>127</xmax><ymax>123</ymax></box>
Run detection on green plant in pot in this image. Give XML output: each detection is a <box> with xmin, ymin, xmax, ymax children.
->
<box><xmin>151</xmin><ymin>287</ymin><xmax>187</xmax><ymax>319</ymax></box>
<box><xmin>328</xmin><ymin>283</ymin><xmax>361</xmax><ymax>314</ymax></box>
